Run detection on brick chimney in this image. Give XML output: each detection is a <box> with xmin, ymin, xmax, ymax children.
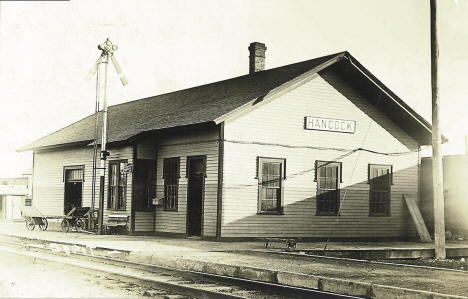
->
<box><xmin>248</xmin><ymin>42</ymin><xmax>267</xmax><ymax>74</ymax></box>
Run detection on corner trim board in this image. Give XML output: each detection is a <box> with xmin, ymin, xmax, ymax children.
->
<box><xmin>130</xmin><ymin>144</ymin><xmax>137</xmax><ymax>233</ymax></box>
<box><xmin>216</xmin><ymin>122</ymin><xmax>224</xmax><ymax>239</ymax></box>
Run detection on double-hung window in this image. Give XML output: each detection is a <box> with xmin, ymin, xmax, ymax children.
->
<box><xmin>316</xmin><ymin>161</ymin><xmax>341</xmax><ymax>215</ymax></box>
<box><xmin>163</xmin><ymin>157</ymin><xmax>180</xmax><ymax>211</ymax></box>
<box><xmin>108</xmin><ymin>161</ymin><xmax>127</xmax><ymax>210</ymax></box>
<box><xmin>368</xmin><ymin>164</ymin><xmax>392</xmax><ymax>216</ymax></box>
<box><xmin>257</xmin><ymin>157</ymin><xmax>285</xmax><ymax>214</ymax></box>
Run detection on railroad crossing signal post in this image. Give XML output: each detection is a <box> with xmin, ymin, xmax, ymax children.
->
<box><xmin>90</xmin><ymin>39</ymin><xmax>127</xmax><ymax>235</ymax></box>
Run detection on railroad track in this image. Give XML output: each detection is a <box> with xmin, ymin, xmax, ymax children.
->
<box><xmin>0</xmin><ymin>235</ymin><xmax>359</xmax><ymax>299</ymax></box>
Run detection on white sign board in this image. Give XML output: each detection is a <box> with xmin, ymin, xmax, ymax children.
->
<box><xmin>305</xmin><ymin>116</ymin><xmax>355</xmax><ymax>134</ymax></box>
<box><xmin>122</xmin><ymin>163</ymin><xmax>134</xmax><ymax>173</ymax></box>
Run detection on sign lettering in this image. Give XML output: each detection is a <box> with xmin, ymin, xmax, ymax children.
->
<box><xmin>305</xmin><ymin>116</ymin><xmax>355</xmax><ymax>134</ymax></box>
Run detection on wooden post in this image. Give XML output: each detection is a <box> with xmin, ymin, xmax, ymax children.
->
<box><xmin>430</xmin><ymin>0</ymin><xmax>446</xmax><ymax>259</ymax></box>
<box><xmin>465</xmin><ymin>136</ymin><xmax>468</xmax><ymax>156</ymax></box>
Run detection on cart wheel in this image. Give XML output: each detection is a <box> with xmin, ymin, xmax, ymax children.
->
<box><xmin>39</xmin><ymin>218</ymin><xmax>48</xmax><ymax>231</ymax></box>
<box><xmin>26</xmin><ymin>218</ymin><xmax>35</xmax><ymax>231</ymax></box>
<box><xmin>61</xmin><ymin>219</ymin><xmax>70</xmax><ymax>233</ymax></box>
<box><xmin>74</xmin><ymin>218</ymin><xmax>83</xmax><ymax>232</ymax></box>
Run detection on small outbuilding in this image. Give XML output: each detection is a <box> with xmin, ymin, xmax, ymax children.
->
<box><xmin>0</xmin><ymin>177</ymin><xmax>29</xmax><ymax>221</ymax></box>
<box><xmin>19</xmin><ymin>43</ymin><xmax>433</xmax><ymax>240</ymax></box>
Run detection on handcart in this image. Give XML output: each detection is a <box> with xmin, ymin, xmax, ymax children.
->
<box><xmin>22</xmin><ymin>206</ymin><xmax>93</xmax><ymax>233</ymax></box>
<box><xmin>60</xmin><ymin>207</ymin><xmax>91</xmax><ymax>233</ymax></box>
<box><xmin>21</xmin><ymin>206</ymin><xmax>49</xmax><ymax>231</ymax></box>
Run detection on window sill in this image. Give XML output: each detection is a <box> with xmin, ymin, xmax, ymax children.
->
<box><xmin>107</xmin><ymin>208</ymin><xmax>127</xmax><ymax>211</ymax></box>
<box><xmin>163</xmin><ymin>209</ymin><xmax>178</xmax><ymax>212</ymax></box>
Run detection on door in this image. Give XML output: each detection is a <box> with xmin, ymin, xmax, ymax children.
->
<box><xmin>12</xmin><ymin>197</ymin><xmax>22</xmax><ymax>219</ymax></box>
<box><xmin>64</xmin><ymin>168</ymin><xmax>83</xmax><ymax>215</ymax></box>
<box><xmin>186</xmin><ymin>157</ymin><xmax>205</xmax><ymax>237</ymax></box>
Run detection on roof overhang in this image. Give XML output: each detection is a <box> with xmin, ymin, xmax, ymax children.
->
<box><xmin>17</xmin><ymin>140</ymin><xmax>92</xmax><ymax>153</ymax></box>
<box><xmin>333</xmin><ymin>53</ymin><xmax>444</xmax><ymax>145</ymax></box>
<box><xmin>215</xmin><ymin>51</ymin><xmax>440</xmax><ymax>146</ymax></box>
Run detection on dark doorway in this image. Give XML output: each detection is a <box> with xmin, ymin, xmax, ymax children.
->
<box><xmin>186</xmin><ymin>157</ymin><xmax>205</xmax><ymax>237</ymax></box>
<box><xmin>64</xmin><ymin>168</ymin><xmax>83</xmax><ymax>215</ymax></box>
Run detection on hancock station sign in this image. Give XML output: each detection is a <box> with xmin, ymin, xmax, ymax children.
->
<box><xmin>305</xmin><ymin>116</ymin><xmax>356</xmax><ymax>134</ymax></box>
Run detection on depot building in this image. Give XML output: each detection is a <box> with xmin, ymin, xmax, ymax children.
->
<box><xmin>19</xmin><ymin>43</ymin><xmax>434</xmax><ymax>240</ymax></box>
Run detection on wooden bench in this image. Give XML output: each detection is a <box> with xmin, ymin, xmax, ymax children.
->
<box><xmin>105</xmin><ymin>215</ymin><xmax>129</xmax><ymax>234</ymax></box>
<box><xmin>261</xmin><ymin>238</ymin><xmax>297</xmax><ymax>250</ymax></box>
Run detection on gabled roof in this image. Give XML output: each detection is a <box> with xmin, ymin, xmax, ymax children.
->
<box><xmin>18</xmin><ymin>51</ymin><xmax>434</xmax><ymax>152</ymax></box>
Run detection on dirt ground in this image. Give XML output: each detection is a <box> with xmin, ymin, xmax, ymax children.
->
<box><xmin>0</xmin><ymin>250</ymin><xmax>185</xmax><ymax>298</ymax></box>
<box><xmin>378</xmin><ymin>257</ymin><xmax>468</xmax><ymax>271</ymax></box>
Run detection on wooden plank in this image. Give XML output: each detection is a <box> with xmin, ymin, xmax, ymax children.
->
<box><xmin>403</xmin><ymin>195</ymin><xmax>432</xmax><ymax>242</ymax></box>
<box><xmin>221</xmin><ymin>72</ymin><xmax>420</xmax><ymax>238</ymax></box>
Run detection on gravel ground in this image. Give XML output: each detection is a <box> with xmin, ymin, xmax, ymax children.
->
<box><xmin>377</xmin><ymin>257</ymin><xmax>468</xmax><ymax>271</ymax></box>
<box><xmin>0</xmin><ymin>250</ymin><xmax>185</xmax><ymax>298</ymax></box>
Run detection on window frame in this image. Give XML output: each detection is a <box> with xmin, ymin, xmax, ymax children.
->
<box><xmin>107</xmin><ymin>160</ymin><xmax>128</xmax><ymax>211</ymax></box>
<box><xmin>257</xmin><ymin>157</ymin><xmax>286</xmax><ymax>215</ymax></box>
<box><xmin>163</xmin><ymin>157</ymin><xmax>180</xmax><ymax>212</ymax></box>
<box><xmin>63</xmin><ymin>165</ymin><xmax>85</xmax><ymax>182</ymax></box>
<box><xmin>315</xmin><ymin>160</ymin><xmax>341</xmax><ymax>216</ymax></box>
<box><xmin>368</xmin><ymin>164</ymin><xmax>392</xmax><ymax>217</ymax></box>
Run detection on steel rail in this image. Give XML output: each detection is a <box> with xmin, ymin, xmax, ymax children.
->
<box><xmin>0</xmin><ymin>236</ymin><xmax>357</xmax><ymax>299</ymax></box>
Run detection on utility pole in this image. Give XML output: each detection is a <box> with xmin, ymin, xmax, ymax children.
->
<box><xmin>465</xmin><ymin>136</ymin><xmax>468</xmax><ymax>156</ymax></box>
<box><xmin>430</xmin><ymin>0</ymin><xmax>446</xmax><ymax>259</ymax></box>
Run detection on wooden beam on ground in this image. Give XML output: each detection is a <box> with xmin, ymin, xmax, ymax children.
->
<box><xmin>403</xmin><ymin>195</ymin><xmax>432</xmax><ymax>243</ymax></box>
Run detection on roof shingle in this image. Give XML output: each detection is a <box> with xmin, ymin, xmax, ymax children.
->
<box><xmin>19</xmin><ymin>52</ymin><xmax>343</xmax><ymax>151</ymax></box>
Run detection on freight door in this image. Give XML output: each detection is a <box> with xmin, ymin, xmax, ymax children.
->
<box><xmin>64</xmin><ymin>168</ymin><xmax>83</xmax><ymax>214</ymax></box>
<box><xmin>186</xmin><ymin>157</ymin><xmax>205</xmax><ymax>237</ymax></box>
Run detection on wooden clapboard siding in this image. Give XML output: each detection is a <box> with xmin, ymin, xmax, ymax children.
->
<box><xmin>221</xmin><ymin>70</ymin><xmax>419</xmax><ymax>238</ymax></box>
<box><xmin>33</xmin><ymin>145</ymin><xmax>134</xmax><ymax>224</ymax></box>
<box><xmin>135</xmin><ymin>211</ymin><xmax>154</xmax><ymax>231</ymax></box>
<box><xmin>154</xmin><ymin>127</ymin><xmax>219</xmax><ymax>237</ymax></box>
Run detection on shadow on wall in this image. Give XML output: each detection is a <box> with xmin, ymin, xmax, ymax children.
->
<box><xmin>321</xmin><ymin>68</ymin><xmax>419</xmax><ymax>151</ymax></box>
<box><xmin>222</xmin><ymin>165</ymin><xmax>419</xmax><ymax>239</ymax></box>
<box><xmin>421</xmin><ymin>155</ymin><xmax>468</xmax><ymax>238</ymax></box>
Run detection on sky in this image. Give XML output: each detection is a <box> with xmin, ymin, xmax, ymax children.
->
<box><xmin>0</xmin><ymin>0</ymin><xmax>467</xmax><ymax>177</ymax></box>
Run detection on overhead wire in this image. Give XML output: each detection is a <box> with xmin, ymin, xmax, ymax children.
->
<box><xmin>91</xmin><ymin>60</ymin><xmax>101</xmax><ymax>211</ymax></box>
<box><xmin>223</xmin><ymin>139</ymin><xmax>417</xmax><ymax>156</ymax></box>
<box><xmin>322</xmin><ymin>92</ymin><xmax>383</xmax><ymax>252</ymax></box>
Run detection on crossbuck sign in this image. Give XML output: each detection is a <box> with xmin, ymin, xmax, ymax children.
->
<box><xmin>305</xmin><ymin>116</ymin><xmax>356</xmax><ymax>134</ymax></box>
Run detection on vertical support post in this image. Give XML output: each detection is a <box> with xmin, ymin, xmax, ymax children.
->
<box><xmin>465</xmin><ymin>136</ymin><xmax>468</xmax><ymax>156</ymax></box>
<box><xmin>430</xmin><ymin>0</ymin><xmax>446</xmax><ymax>259</ymax></box>
<box><xmin>216</xmin><ymin>122</ymin><xmax>224</xmax><ymax>240</ymax></box>
<box><xmin>98</xmin><ymin>175</ymin><xmax>105</xmax><ymax>234</ymax></box>
<box><xmin>90</xmin><ymin>58</ymin><xmax>101</xmax><ymax>232</ymax></box>
<box><xmin>98</xmin><ymin>55</ymin><xmax>110</xmax><ymax>235</ymax></box>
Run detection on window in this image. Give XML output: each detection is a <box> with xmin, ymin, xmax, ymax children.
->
<box><xmin>108</xmin><ymin>161</ymin><xmax>127</xmax><ymax>210</ymax></box>
<box><xmin>62</xmin><ymin>165</ymin><xmax>84</xmax><ymax>182</ymax></box>
<box><xmin>257</xmin><ymin>157</ymin><xmax>285</xmax><ymax>214</ymax></box>
<box><xmin>368</xmin><ymin>164</ymin><xmax>392</xmax><ymax>216</ymax></box>
<box><xmin>315</xmin><ymin>161</ymin><xmax>341</xmax><ymax>215</ymax></box>
<box><xmin>163</xmin><ymin>157</ymin><xmax>180</xmax><ymax>211</ymax></box>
